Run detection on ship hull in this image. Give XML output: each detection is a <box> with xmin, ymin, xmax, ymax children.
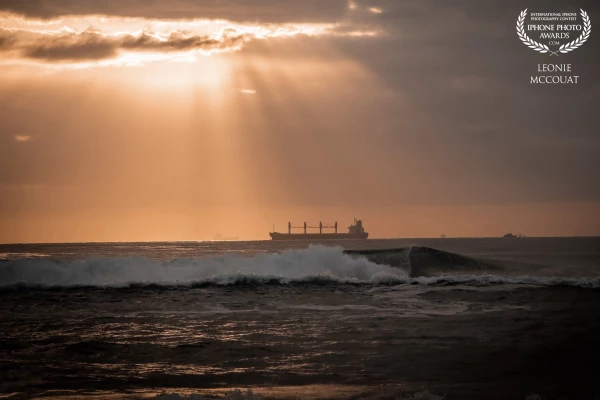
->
<box><xmin>269</xmin><ymin>232</ymin><xmax>368</xmax><ymax>240</ymax></box>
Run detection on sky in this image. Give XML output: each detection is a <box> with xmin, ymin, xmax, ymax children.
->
<box><xmin>0</xmin><ymin>0</ymin><xmax>599</xmax><ymax>243</ymax></box>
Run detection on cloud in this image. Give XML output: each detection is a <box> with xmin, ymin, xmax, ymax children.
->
<box><xmin>17</xmin><ymin>29</ymin><xmax>245</xmax><ymax>62</ymax></box>
<box><xmin>0</xmin><ymin>12</ymin><xmax>380</xmax><ymax>64</ymax></box>
<box><xmin>14</xmin><ymin>135</ymin><xmax>31</xmax><ymax>142</ymax></box>
<box><xmin>120</xmin><ymin>31</ymin><xmax>239</xmax><ymax>52</ymax></box>
<box><xmin>22</xmin><ymin>33</ymin><xmax>118</xmax><ymax>61</ymax></box>
<box><xmin>0</xmin><ymin>0</ymin><xmax>348</xmax><ymax>23</ymax></box>
<box><xmin>0</xmin><ymin>25</ymin><xmax>284</xmax><ymax>62</ymax></box>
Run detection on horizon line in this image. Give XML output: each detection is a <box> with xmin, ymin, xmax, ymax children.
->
<box><xmin>1</xmin><ymin>235</ymin><xmax>599</xmax><ymax>246</ymax></box>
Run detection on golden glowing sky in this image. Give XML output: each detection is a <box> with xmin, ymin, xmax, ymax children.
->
<box><xmin>1</xmin><ymin>0</ymin><xmax>599</xmax><ymax>242</ymax></box>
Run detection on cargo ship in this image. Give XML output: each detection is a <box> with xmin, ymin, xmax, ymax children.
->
<box><xmin>269</xmin><ymin>219</ymin><xmax>369</xmax><ymax>240</ymax></box>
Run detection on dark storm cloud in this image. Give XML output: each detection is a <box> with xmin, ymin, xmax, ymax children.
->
<box><xmin>0</xmin><ymin>0</ymin><xmax>348</xmax><ymax>22</ymax></box>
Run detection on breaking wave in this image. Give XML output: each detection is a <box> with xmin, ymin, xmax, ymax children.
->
<box><xmin>345</xmin><ymin>246</ymin><xmax>499</xmax><ymax>277</ymax></box>
<box><xmin>0</xmin><ymin>246</ymin><xmax>599</xmax><ymax>289</ymax></box>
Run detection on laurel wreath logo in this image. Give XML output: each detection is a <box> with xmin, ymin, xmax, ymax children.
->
<box><xmin>516</xmin><ymin>9</ymin><xmax>591</xmax><ymax>56</ymax></box>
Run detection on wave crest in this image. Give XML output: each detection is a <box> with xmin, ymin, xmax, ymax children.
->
<box><xmin>1</xmin><ymin>246</ymin><xmax>598</xmax><ymax>289</ymax></box>
<box><xmin>0</xmin><ymin>246</ymin><xmax>406</xmax><ymax>288</ymax></box>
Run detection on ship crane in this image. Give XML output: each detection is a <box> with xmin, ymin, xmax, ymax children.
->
<box><xmin>319</xmin><ymin>222</ymin><xmax>338</xmax><ymax>234</ymax></box>
<box><xmin>271</xmin><ymin>219</ymin><xmax>367</xmax><ymax>240</ymax></box>
<box><xmin>287</xmin><ymin>222</ymin><xmax>338</xmax><ymax>234</ymax></box>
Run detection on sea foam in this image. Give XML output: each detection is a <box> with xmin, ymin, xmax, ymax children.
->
<box><xmin>0</xmin><ymin>246</ymin><xmax>598</xmax><ymax>289</ymax></box>
<box><xmin>0</xmin><ymin>246</ymin><xmax>404</xmax><ymax>288</ymax></box>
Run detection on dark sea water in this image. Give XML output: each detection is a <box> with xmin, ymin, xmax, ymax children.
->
<box><xmin>1</xmin><ymin>238</ymin><xmax>600</xmax><ymax>400</ymax></box>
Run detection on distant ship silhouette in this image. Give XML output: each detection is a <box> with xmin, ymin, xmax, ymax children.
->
<box><xmin>503</xmin><ymin>233</ymin><xmax>526</xmax><ymax>238</ymax></box>
<box><xmin>270</xmin><ymin>219</ymin><xmax>368</xmax><ymax>240</ymax></box>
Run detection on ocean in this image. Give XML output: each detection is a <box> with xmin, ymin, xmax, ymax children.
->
<box><xmin>1</xmin><ymin>238</ymin><xmax>599</xmax><ymax>400</ymax></box>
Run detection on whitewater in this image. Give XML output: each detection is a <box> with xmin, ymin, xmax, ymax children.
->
<box><xmin>1</xmin><ymin>237</ymin><xmax>599</xmax><ymax>399</ymax></box>
<box><xmin>1</xmin><ymin>245</ymin><xmax>600</xmax><ymax>289</ymax></box>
